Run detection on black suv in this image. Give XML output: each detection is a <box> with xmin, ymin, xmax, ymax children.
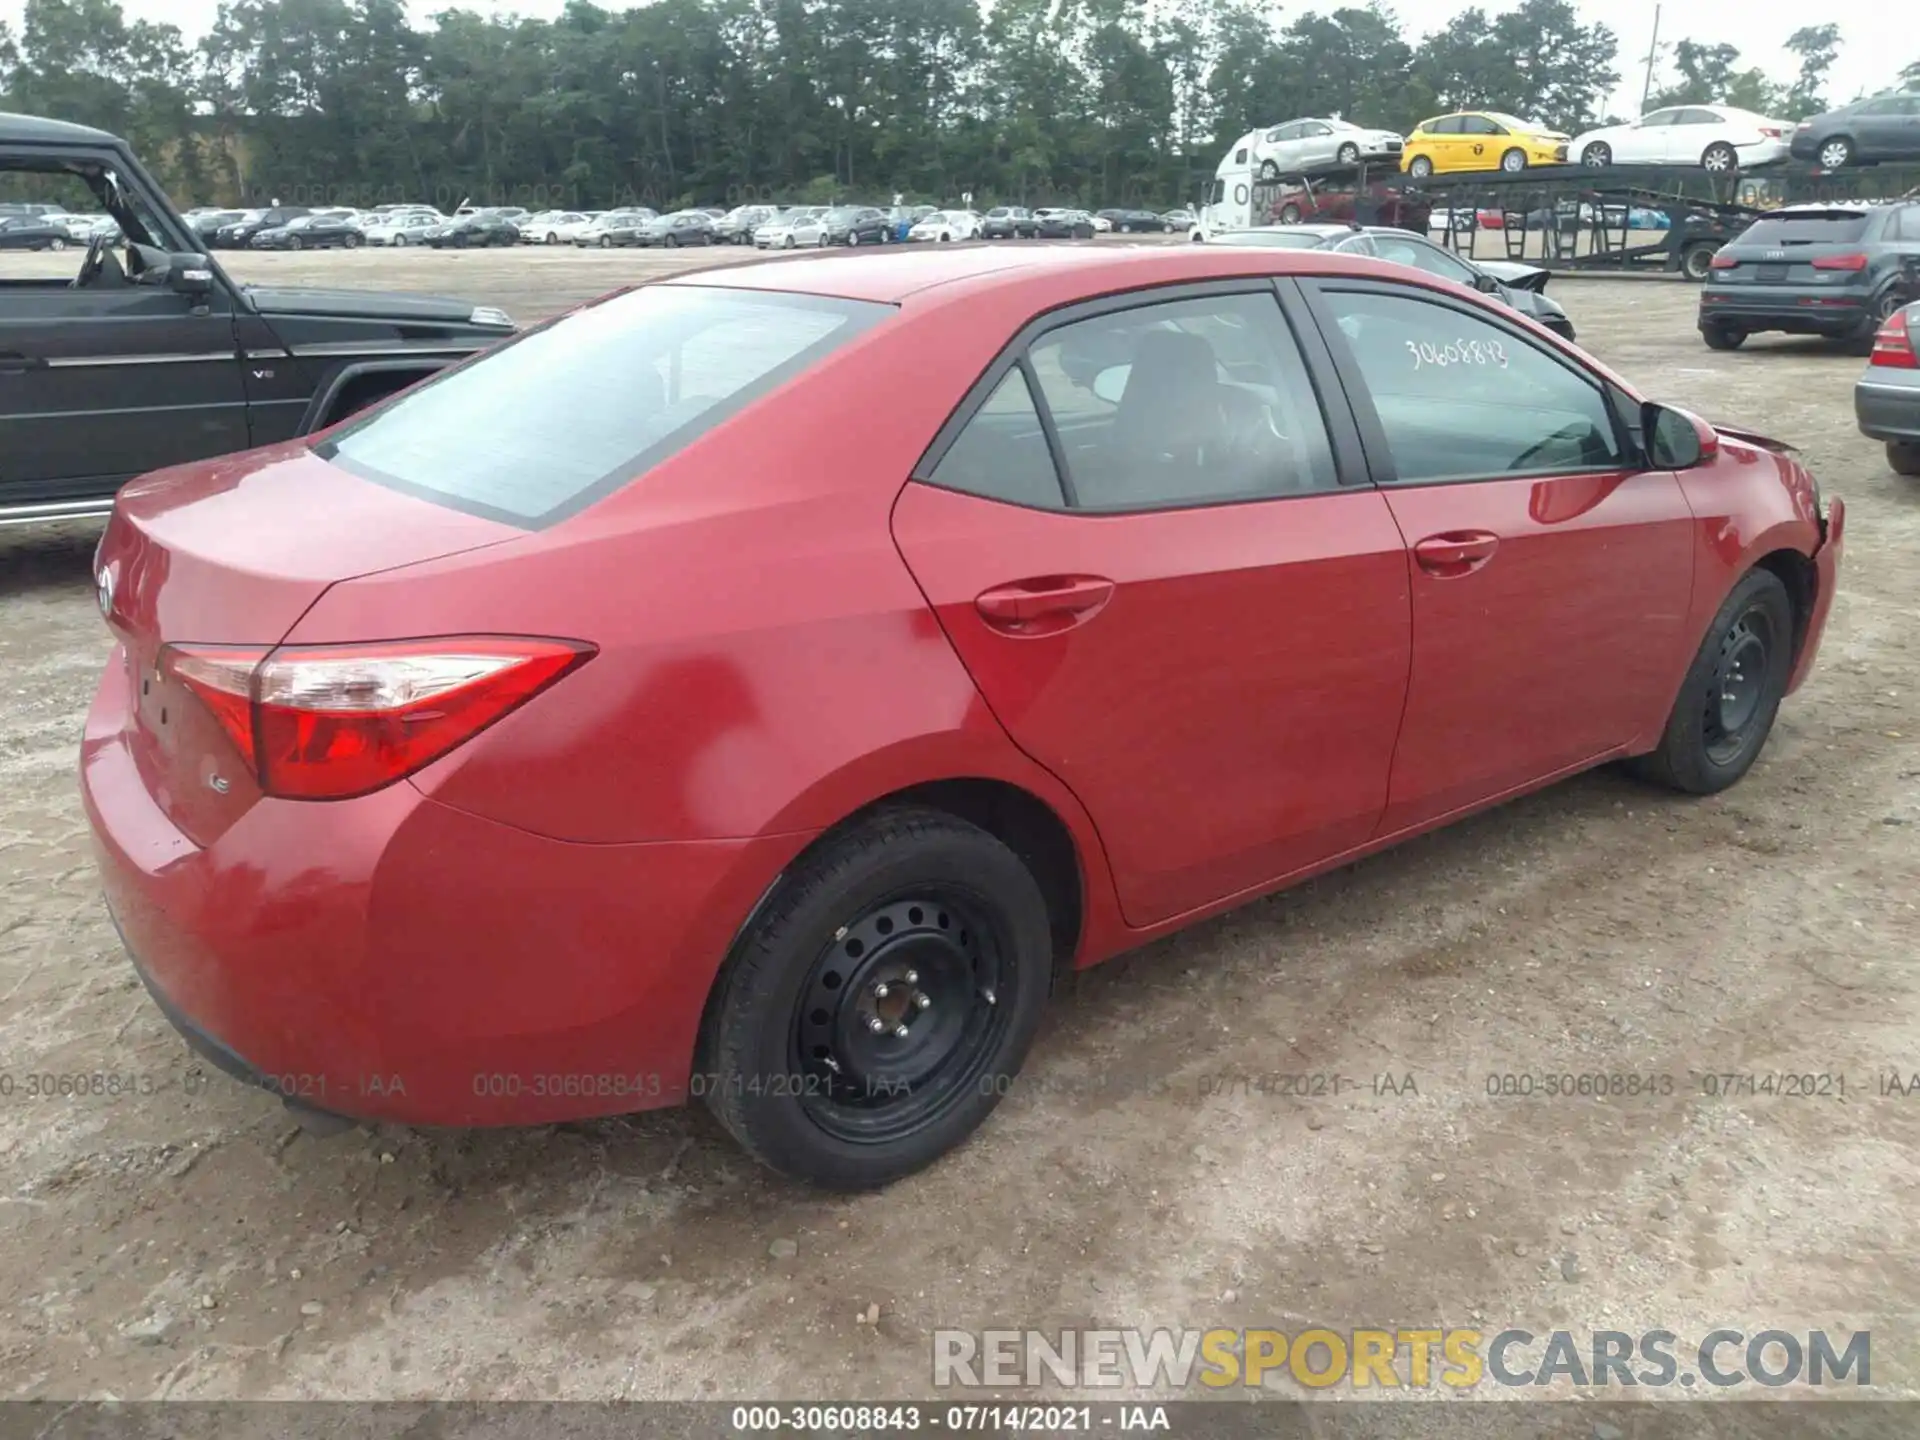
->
<box><xmin>213</xmin><ymin>206</ymin><xmax>310</xmax><ymax>248</ymax></box>
<box><xmin>1697</xmin><ymin>201</ymin><xmax>1920</xmax><ymax>351</ymax></box>
<box><xmin>1789</xmin><ymin>92</ymin><xmax>1920</xmax><ymax>170</ymax></box>
<box><xmin>0</xmin><ymin>112</ymin><xmax>516</xmax><ymax>529</ymax></box>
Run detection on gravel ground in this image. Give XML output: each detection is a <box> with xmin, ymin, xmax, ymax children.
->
<box><xmin>1</xmin><ymin>244</ymin><xmax>1916</xmax><ymax>1405</ymax></box>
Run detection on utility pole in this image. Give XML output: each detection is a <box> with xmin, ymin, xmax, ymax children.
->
<box><xmin>1639</xmin><ymin>2</ymin><xmax>1662</xmax><ymax>114</ymax></box>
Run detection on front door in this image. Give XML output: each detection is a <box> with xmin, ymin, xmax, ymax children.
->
<box><xmin>0</xmin><ymin>149</ymin><xmax>246</xmax><ymax>510</ymax></box>
<box><xmin>892</xmin><ymin>284</ymin><xmax>1412</xmax><ymax>927</ymax></box>
<box><xmin>1300</xmin><ymin>279</ymin><xmax>1697</xmax><ymax>835</ymax></box>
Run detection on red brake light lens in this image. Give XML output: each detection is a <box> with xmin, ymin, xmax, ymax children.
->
<box><xmin>1709</xmin><ymin>252</ymin><xmax>1739</xmax><ymax>269</ymax></box>
<box><xmin>1810</xmin><ymin>252</ymin><xmax>1868</xmax><ymax>271</ymax></box>
<box><xmin>161</xmin><ymin>636</ymin><xmax>594</xmax><ymax>800</ymax></box>
<box><xmin>1870</xmin><ymin>312</ymin><xmax>1919</xmax><ymax>369</ymax></box>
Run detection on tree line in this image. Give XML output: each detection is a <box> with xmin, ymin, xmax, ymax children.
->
<box><xmin>0</xmin><ymin>0</ymin><xmax>1912</xmax><ymax>212</ymax></box>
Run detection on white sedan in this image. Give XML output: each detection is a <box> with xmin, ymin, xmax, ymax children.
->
<box><xmin>1571</xmin><ymin>105</ymin><xmax>1790</xmax><ymax>172</ymax></box>
<box><xmin>756</xmin><ymin>208</ymin><xmax>828</xmax><ymax>248</ymax></box>
<box><xmin>907</xmin><ymin>209</ymin><xmax>980</xmax><ymax>242</ymax></box>
<box><xmin>524</xmin><ymin>211</ymin><xmax>595</xmax><ymax>244</ymax></box>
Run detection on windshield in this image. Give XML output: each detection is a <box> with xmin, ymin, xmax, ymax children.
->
<box><xmin>318</xmin><ymin>285</ymin><xmax>894</xmax><ymax>527</ymax></box>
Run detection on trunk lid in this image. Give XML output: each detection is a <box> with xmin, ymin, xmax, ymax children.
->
<box><xmin>95</xmin><ymin>444</ymin><xmax>523</xmax><ymax>845</ymax></box>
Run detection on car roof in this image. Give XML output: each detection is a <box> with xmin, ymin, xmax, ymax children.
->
<box><xmin>0</xmin><ymin>111</ymin><xmax>120</xmax><ymax>146</ymax></box>
<box><xmin>665</xmin><ymin>238</ymin><xmax>1424</xmax><ymax>306</ymax></box>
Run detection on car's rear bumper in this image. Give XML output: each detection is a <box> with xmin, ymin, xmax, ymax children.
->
<box><xmin>1735</xmin><ymin>139</ymin><xmax>1792</xmax><ymax>166</ymax></box>
<box><xmin>1855</xmin><ymin>372</ymin><xmax>1920</xmax><ymax>442</ymax></box>
<box><xmin>1788</xmin><ymin>495</ymin><xmax>1846</xmax><ymax>696</ymax></box>
<box><xmin>1699</xmin><ymin>288</ymin><xmax>1873</xmax><ymax>336</ymax></box>
<box><xmin>82</xmin><ymin>654</ymin><xmax>810</xmax><ymax>1128</ymax></box>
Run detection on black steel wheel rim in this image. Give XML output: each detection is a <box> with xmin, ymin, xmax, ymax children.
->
<box><xmin>792</xmin><ymin>889</ymin><xmax>1012</xmax><ymax>1144</ymax></box>
<box><xmin>1704</xmin><ymin>605</ymin><xmax>1774</xmax><ymax>764</ymax></box>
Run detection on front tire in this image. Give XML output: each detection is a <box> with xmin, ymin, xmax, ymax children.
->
<box><xmin>1632</xmin><ymin>569</ymin><xmax>1793</xmax><ymax>795</ymax></box>
<box><xmin>1408</xmin><ymin>155</ymin><xmax>1434</xmax><ymax>179</ymax></box>
<box><xmin>699</xmin><ymin>807</ymin><xmax>1054</xmax><ymax>1190</ymax></box>
<box><xmin>1500</xmin><ymin>148</ymin><xmax>1527</xmax><ymax>174</ymax></box>
<box><xmin>1582</xmin><ymin>142</ymin><xmax>1612</xmax><ymax>168</ymax></box>
<box><xmin>392</xmin><ymin>234</ymin><xmax>407</xmax><ymax>247</ymax></box>
<box><xmin>1889</xmin><ymin>441</ymin><xmax>1920</xmax><ymax>476</ymax></box>
<box><xmin>1278</xmin><ymin>203</ymin><xmax>1303</xmax><ymax>224</ymax></box>
<box><xmin>1336</xmin><ymin>142</ymin><xmax>1359</xmax><ymax>164</ymax></box>
<box><xmin>1701</xmin><ymin>321</ymin><xmax>1747</xmax><ymax>350</ymax></box>
<box><xmin>1817</xmin><ymin>136</ymin><xmax>1854</xmax><ymax>170</ymax></box>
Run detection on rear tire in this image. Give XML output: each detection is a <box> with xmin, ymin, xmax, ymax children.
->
<box><xmin>1701</xmin><ymin>321</ymin><xmax>1746</xmax><ymax>350</ymax></box>
<box><xmin>1889</xmin><ymin>441</ymin><xmax>1920</xmax><ymax>477</ymax></box>
<box><xmin>1631</xmin><ymin>569</ymin><xmax>1793</xmax><ymax>795</ymax></box>
<box><xmin>1278</xmin><ymin>203</ymin><xmax>1302</xmax><ymax>224</ymax></box>
<box><xmin>1701</xmin><ymin>141</ymin><xmax>1738</xmax><ymax>173</ymax></box>
<box><xmin>1682</xmin><ymin>244</ymin><xmax>1717</xmax><ymax>281</ymax></box>
<box><xmin>697</xmin><ymin>806</ymin><xmax>1053</xmax><ymax>1191</ymax></box>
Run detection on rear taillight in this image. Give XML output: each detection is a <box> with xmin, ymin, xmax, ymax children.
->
<box><xmin>1709</xmin><ymin>252</ymin><xmax>1739</xmax><ymax>269</ymax></box>
<box><xmin>1869</xmin><ymin>311</ymin><xmax>1919</xmax><ymax>369</ymax></box>
<box><xmin>1759</xmin><ymin>127</ymin><xmax>1783</xmax><ymax>139</ymax></box>
<box><xmin>161</xmin><ymin>636</ymin><xmax>594</xmax><ymax>800</ymax></box>
<box><xmin>1811</xmin><ymin>252</ymin><xmax>1868</xmax><ymax>271</ymax></box>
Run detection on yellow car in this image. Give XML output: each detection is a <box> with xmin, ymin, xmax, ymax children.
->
<box><xmin>1400</xmin><ymin>112</ymin><xmax>1572</xmax><ymax>177</ymax></box>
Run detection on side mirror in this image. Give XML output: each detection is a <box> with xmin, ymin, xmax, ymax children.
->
<box><xmin>1091</xmin><ymin>364</ymin><xmax>1131</xmax><ymax>406</ymax></box>
<box><xmin>1472</xmin><ymin>271</ymin><xmax>1502</xmax><ymax>293</ymax></box>
<box><xmin>1643</xmin><ymin>401</ymin><xmax>1718</xmax><ymax>468</ymax></box>
<box><xmin>168</xmin><ymin>253</ymin><xmax>214</xmax><ymax>295</ymax></box>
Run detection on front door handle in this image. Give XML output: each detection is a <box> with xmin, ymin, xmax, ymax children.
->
<box><xmin>1413</xmin><ymin>530</ymin><xmax>1500</xmax><ymax>577</ymax></box>
<box><xmin>0</xmin><ymin>352</ymin><xmax>47</xmax><ymax>373</ymax></box>
<box><xmin>975</xmin><ymin>575</ymin><xmax>1116</xmax><ymax>630</ymax></box>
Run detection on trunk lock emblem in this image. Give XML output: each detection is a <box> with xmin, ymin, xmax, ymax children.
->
<box><xmin>206</xmin><ymin>772</ymin><xmax>231</xmax><ymax>794</ymax></box>
<box><xmin>96</xmin><ymin>563</ymin><xmax>116</xmax><ymax>618</ymax></box>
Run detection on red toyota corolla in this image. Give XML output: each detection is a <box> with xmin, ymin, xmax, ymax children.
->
<box><xmin>82</xmin><ymin>244</ymin><xmax>1844</xmax><ymax>1189</ymax></box>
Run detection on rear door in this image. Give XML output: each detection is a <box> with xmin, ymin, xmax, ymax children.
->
<box><xmin>1299</xmin><ymin>278</ymin><xmax>1695</xmax><ymax>834</ymax></box>
<box><xmin>891</xmin><ymin>282</ymin><xmax>1412</xmax><ymax>928</ymax></box>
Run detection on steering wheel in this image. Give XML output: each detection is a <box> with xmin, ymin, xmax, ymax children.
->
<box><xmin>1510</xmin><ymin>421</ymin><xmax>1596</xmax><ymax>472</ymax></box>
<box><xmin>68</xmin><ymin>232</ymin><xmax>108</xmax><ymax>289</ymax></box>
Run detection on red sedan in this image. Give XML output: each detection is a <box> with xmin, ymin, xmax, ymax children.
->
<box><xmin>82</xmin><ymin>244</ymin><xmax>1845</xmax><ymax>1189</ymax></box>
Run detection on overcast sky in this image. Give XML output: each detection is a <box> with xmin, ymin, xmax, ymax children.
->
<box><xmin>2</xmin><ymin>0</ymin><xmax>1913</xmax><ymax>124</ymax></box>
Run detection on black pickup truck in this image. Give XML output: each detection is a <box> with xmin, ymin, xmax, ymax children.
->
<box><xmin>0</xmin><ymin>113</ymin><xmax>517</xmax><ymax>529</ymax></box>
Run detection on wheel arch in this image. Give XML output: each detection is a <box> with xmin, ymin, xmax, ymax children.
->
<box><xmin>1754</xmin><ymin>545</ymin><xmax>1818</xmax><ymax>675</ymax></box>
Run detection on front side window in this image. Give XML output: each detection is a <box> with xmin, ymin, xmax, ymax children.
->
<box><xmin>1319</xmin><ymin>288</ymin><xmax>1624</xmax><ymax>484</ymax></box>
<box><xmin>1021</xmin><ymin>292</ymin><xmax>1339</xmax><ymax>510</ymax></box>
<box><xmin>321</xmin><ymin>285</ymin><xmax>893</xmax><ymax>526</ymax></box>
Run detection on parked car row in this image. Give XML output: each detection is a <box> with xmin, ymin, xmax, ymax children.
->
<box><xmin>0</xmin><ymin>200</ymin><xmax>119</xmax><ymax>247</ymax></box>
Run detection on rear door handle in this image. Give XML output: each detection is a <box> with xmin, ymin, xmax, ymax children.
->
<box><xmin>1413</xmin><ymin>530</ymin><xmax>1500</xmax><ymax>576</ymax></box>
<box><xmin>975</xmin><ymin>575</ymin><xmax>1116</xmax><ymax>628</ymax></box>
<box><xmin>0</xmin><ymin>352</ymin><xmax>47</xmax><ymax>373</ymax></box>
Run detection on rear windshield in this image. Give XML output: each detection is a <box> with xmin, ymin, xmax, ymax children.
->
<box><xmin>1737</xmin><ymin>215</ymin><xmax>1871</xmax><ymax>245</ymax></box>
<box><xmin>1217</xmin><ymin>230</ymin><xmax>1334</xmax><ymax>248</ymax></box>
<box><xmin>318</xmin><ymin>285</ymin><xmax>893</xmax><ymax>527</ymax></box>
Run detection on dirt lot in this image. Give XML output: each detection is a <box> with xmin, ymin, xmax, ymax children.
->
<box><xmin>1</xmin><ymin>245</ymin><xmax>1917</xmax><ymax>1404</ymax></box>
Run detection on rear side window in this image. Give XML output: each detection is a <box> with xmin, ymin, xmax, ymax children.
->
<box><xmin>319</xmin><ymin>285</ymin><xmax>891</xmax><ymax>527</ymax></box>
<box><xmin>928</xmin><ymin>369</ymin><xmax>1065</xmax><ymax>508</ymax></box>
<box><xmin>1737</xmin><ymin>215</ymin><xmax>1871</xmax><ymax>245</ymax></box>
